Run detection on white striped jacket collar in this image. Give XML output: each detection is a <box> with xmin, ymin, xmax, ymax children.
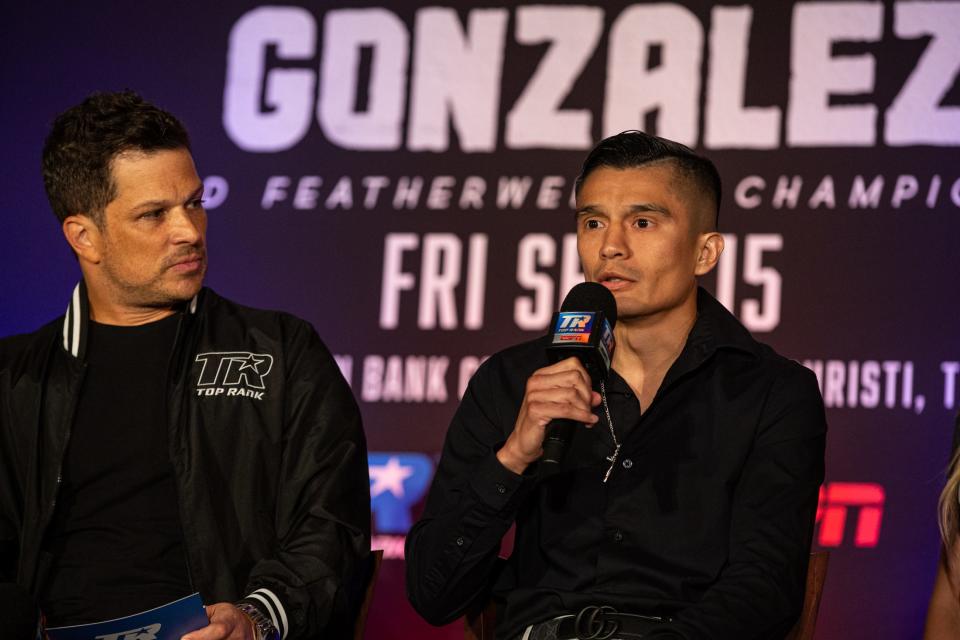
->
<box><xmin>61</xmin><ymin>281</ymin><xmax>200</xmax><ymax>360</ymax></box>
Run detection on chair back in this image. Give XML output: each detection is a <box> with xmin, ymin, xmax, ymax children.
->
<box><xmin>464</xmin><ymin>597</ymin><xmax>497</xmax><ymax>640</ymax></box>
<box><xmin>353</xmin><ymin>549</ymin><xmax>384</xmax><ymax>640</ymax></box>
<box><xmin>785</xmin><ymin>550</ymin><xmax>830</xmax><ymax>640</ymax></box>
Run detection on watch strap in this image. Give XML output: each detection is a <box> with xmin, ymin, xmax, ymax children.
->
<box><xmin>236</xmin><ymin>602</ymin><xmax>280</xmax><ymax>640</ymax></box>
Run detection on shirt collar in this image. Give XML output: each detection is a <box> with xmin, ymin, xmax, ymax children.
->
<box><xmin>605</xmin><ymin>287</ymin><xmax>761</xmax><ymax>396</ymax></box>
<box><xmin>61</xmin><ymin>280</ymin><xmax>201</xmax><ymax>361</ymax></box>
<box><xmin>686</xmin><ymin>286</ymin><xmax>762</xmax><ymax>360</ymax></box>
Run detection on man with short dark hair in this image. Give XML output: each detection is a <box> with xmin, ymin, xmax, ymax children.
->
<box><xmin>0</xmin><ymin>91</ymin><xmax>370</xmax><ymax>640</ymax></box>
<box><xmin>406</xmin><ymin>131</ymin><xmax>826</xmax><ymax>639</ymax></box>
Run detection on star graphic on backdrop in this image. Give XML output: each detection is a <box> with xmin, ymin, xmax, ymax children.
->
<box><xmin>238</xmin><ymin>354</ymin><xmax>267</xmax><ymax>374</ymax></box>
<box><xmin>369</xmin><ymin>457</ymin><xmax>415</xmax><ymax>499</ymax></box>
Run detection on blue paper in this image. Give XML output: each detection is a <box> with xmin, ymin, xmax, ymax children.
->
<box><xmin>46</xmin><ymin>593</ymin><xmax>208</xmax><ymax>640</ymax></box>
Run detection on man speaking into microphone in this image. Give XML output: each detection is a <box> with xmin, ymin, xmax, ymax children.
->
<box><xmin>406</xmin><ymin>131</ymin><xmax>826</xmax><ymax>639</ymax></box>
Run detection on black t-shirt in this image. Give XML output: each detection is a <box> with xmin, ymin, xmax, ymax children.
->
<box><xmin>40</xmin><ymin>313</ymin><xmax>192</xmax><ymax>625</ymax></box>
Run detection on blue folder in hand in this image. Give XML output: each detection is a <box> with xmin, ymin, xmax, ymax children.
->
<box><xmin>46</xmin><ymin>593</ymin><xmax>208</xmax><ymax>640</ymax></box>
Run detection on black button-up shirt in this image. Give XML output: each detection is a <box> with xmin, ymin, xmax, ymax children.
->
<box><xmin>406</xmin><ymin>289</ymin><xmax>826</xmax><ymax>639</ymax></box>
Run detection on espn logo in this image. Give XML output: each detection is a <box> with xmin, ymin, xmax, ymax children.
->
<box><xmin>815</xmin><ymin>482</ymin><xmax>885</xmax><ymax>548</ymax></box>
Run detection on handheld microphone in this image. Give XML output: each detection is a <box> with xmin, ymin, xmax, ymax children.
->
<box><xmin>540</xmin><ymin>282</ymin><xmax>617</xmax><ymax>470</ymax></box>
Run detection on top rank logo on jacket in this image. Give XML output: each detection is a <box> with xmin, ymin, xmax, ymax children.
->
<box><xmin>194</xmin><ymin>351</ymin><xmax>274</xmax><ymax>400</ymax></box>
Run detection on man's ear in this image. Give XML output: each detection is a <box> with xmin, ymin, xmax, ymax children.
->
<box><xmin>62</xmin><ymin>214</ymin><xmax>103</xmax><ymax>264</ymax></box>
<box><xmin>694</xmin><ymin>232</ymin><xmax>724</xmax><ymax>276</ymax></box>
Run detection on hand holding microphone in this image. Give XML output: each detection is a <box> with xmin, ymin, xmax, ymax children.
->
<box><xmin>497</xmin><ymin>356</ymin><xmax>601</xmax><ymax>474</ymax></box>
<box><xmin>496</xmin><ymin>282</ymin><xmax>617</xmax><ymax>475</ymax></box>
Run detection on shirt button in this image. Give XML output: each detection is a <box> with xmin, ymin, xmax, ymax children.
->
<box><xmin>613</xmin><ymin>530</ymin><xmax>623</xmax><ymax>543</ymax></box>
<box><xmin>456</xmin><ymin>536</ymin><xmax>465</xmax><ymax>546</ymax></box>
<box><xmin>622</xmin><ymin>458</ymin><xmax>633</xmax><ymax>469</ymax></box>
<box><xmin>496</xmin><ymin>483</ymin><xmax>506</xmax><ymax>494</ymax></box>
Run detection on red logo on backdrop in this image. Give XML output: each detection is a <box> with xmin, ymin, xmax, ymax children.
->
<box><xmin>815</xmin><ymin>482</ymin><xmax>885</xmax><ymax>548</ymax></box>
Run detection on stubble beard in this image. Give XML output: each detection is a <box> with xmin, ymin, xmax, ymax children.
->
<box><xmin>100</xmin><ymin>253</ymin><xmax>206</xmax><ymax>310</ymax></box>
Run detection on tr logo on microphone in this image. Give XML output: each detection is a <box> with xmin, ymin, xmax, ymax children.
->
<box><xmin>553</xmin><ymin>312</ymin><xmax>596</xmax><ymax>344</ymax></box>
<box><xmin>557</xmin><ymin>313</ymin><xmax>593</xmax><ymax>331</ymax></box>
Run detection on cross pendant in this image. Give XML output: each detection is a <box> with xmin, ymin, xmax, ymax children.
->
<box><xmin>606</xmin><ymin>444</ymin><xmax>621</xmax><ymax>463</ymax></box>
<box><xmin>603</xmin><ymin>445</ymin><xmax>621</xmax><ymax>483</ymax></box>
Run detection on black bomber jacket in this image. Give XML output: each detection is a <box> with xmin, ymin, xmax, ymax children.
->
<box><xmin>0</xmin><ymin>283</ymin><xmax>371</xmax><ymax>639</ymax></box>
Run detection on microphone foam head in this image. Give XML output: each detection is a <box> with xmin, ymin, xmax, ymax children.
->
<box><xmin>560</xmin><ymin>282</ymin><xmax>618</xmax><ymax>329</ymax></box>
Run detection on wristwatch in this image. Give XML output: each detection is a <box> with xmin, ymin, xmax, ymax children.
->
<box><xmin>236</xmin><ymin>602</ymin><xmax>281</xmax><ymax>640</ymax></box>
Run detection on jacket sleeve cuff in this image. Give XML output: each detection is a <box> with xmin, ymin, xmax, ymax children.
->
<box><xmin>238</xmin><ymin>588</ymin><xmax>289</xmax><ymax>640</ymax></box>
<box><xmin>468</xmin><ymin>451</ymin><xmax>527</xmax><ymax>511</ymax></box>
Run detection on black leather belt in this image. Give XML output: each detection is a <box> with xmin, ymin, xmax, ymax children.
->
<box><xmin>525</xmin><ymin>605</ymin><xmax>673</xmax><ymax>640</ymax></box>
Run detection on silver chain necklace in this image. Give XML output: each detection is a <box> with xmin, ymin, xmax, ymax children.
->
<box><xmin>599</xmin><ymin>379</ymin><xmax>620</xmax><ymax>483</ymax></box>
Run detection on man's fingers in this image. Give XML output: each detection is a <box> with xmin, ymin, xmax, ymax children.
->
<box><xmin>526</xmin><ymin>399</ymin><xmax>599</xmax><ymax>426</ymax></box>
<box><xmin>536</xmin><ymin>357</ymin><xmax>593</xmax><ymax>388</ymax></box>
<box><xmin>528</xmin><ymin>368</ymin><xmax>594</xmax><ymax>405</ymax></box>
<box><xmin>503</xmin><ymin>357</ymin><xmax>602</xmax><ymax>472</ymax></box>
<box><xmin>527</xmin><ymin>387</ymin><xmax>596</xmax><ymax>417</ymax></box>
<box><xmin>183</xmin><ymin>603</ymin><xmax>250</xmax><ymax>640</ymax></box>
<box><xmin>182</xmin><ymin>621</ymin><xmax>229</xmax><ymax>640</ymax></box>
<box><xmin>539</xmin><ymin>356</ymin><xmax>585</xmax><ymax>373</ymax></box>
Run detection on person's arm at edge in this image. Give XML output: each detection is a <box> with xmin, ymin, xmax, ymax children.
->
<box><xmin>233</xmin><ymin>321</ymin><xmax>370</xmax><ymax>640</ymax></box>
<box><xmin>924</xmin><ymin>545</ymin><xmax>960</xmax><ymax>639</ymax></box>
<box><xmin>647</xmin><ymin>362</ymin><xmax>827</xmax><ymax>639</ymax></box>
<box><xmin>0</xmin><ymin>359</ymin><xmax>38</xmax><ymax>618</ymax></box>
<box><xmin>405</xmin><ymin>355</ymin><xmax>529</xmax><ymax>625</ymax></box>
